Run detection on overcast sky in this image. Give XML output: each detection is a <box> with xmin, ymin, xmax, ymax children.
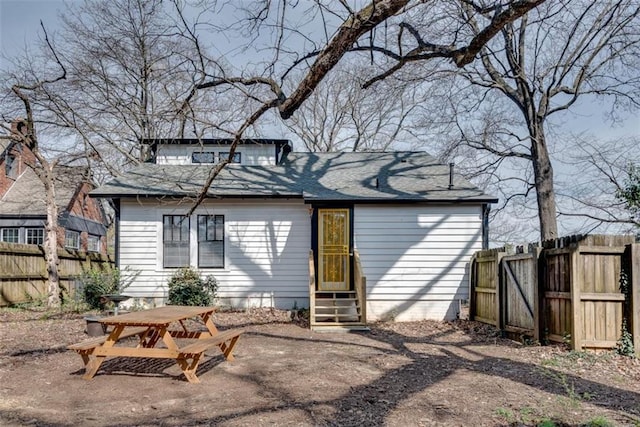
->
<box><xmin>1</xmin><ymin>0</ymin><xmax>638</xmax><ymax>141</ymax></box>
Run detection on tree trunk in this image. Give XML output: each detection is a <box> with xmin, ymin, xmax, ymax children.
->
<box><xmin>44</xmin><ymin>167</ymin><xmax>61</xmax><ymax>308</ymax></box>
<box><xmin>530</xmin><ymin>121</ymin><xmax>558</xmax><ymax>241</ymax></box>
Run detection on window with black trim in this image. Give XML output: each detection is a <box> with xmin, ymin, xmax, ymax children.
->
<box><xmin>197</xmin><ymin>215</ymin><xmax>224</xmax><ymax>268</ymax></box>
<box><xmin>0</xmin><ymin>228</ymin><xmax>19</xmax><ymax>243</ymax></box>
<box><xmin>65</xmin><ymin>230</ymin><xmax>80</xmax><ymax>249</ymax></box>
<box><xmin>26</xmin><ymin>228</ymin><xmax>44</xmax><ymax>245</ymax></box>
<box><xmin>219</xmin><ymin>152</ymin><xmax>241</xmax><ymax>163</ymax></box>
<box><xmin>191</xmin><ymin>152</ymin><xmax>215</xmax><ymax>164</ymax></box>
<box><xmin>163</xmin><ymin>215</ymin><xmax>189</xmax><ymax>267</ymax></box>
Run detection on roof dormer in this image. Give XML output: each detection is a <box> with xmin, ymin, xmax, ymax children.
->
<box><xmin>147</xmin><ymin>139</ymin><xmax>290</xmax><ymax>166</ymax></box>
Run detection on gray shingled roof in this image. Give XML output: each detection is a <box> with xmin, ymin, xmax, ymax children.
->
<box><xmin>0</xmin><ymin>165</ymin><xmax>91</xmax><ymax>215</ymax></box>
<box><xmin>0</xmin><ymin>140</ymin><xmax>10</xmax><ymax>158</ymax></box>
<box><xmin>91</xmin><ymin>151</ymin><xmax>497</xmax><ymax>203</ymax></box>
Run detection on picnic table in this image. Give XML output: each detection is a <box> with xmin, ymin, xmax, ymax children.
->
<box><xmin>68</xmin><ymin>305</ymin><xmax>243</xmax><ymax>383</ymax></box>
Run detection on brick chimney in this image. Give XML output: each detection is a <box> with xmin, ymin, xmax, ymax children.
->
<box><xmin>5</xmin><ymin>118</ymin><xmax>36</xmax><ymax>171</ymax></box>
<box><xmin>10</xmin><ymin>118</ymin><xmax>27</xmax><ymax>138</ymax></box>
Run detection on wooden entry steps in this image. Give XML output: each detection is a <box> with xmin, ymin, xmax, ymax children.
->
<box><xmin>308</xmin><ymin>249</ymin><xmax>368</xmax><ymax>331</ymax></box>
<box><xmin>311</xmin><ymin>291</ymin><xmax>367</xmax><ymax>330</ymax></box>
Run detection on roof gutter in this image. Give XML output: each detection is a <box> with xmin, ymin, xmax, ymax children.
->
<box><xmin>89</xmin><ymin>192</ymin><xmax>305</xmax><ymax>200</ymax></box>
<box><xmin>302</xmin><ymin>197</ymin><xmax>499</xmax><ymax>204</ymax></box>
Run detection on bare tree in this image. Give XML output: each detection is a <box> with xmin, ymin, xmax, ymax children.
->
<box><xmin>0</xmin><ymin>30</ymin><xmax>68</xmax><ymax>307</ymax></box>
<box><xmin>53</xmin><ymin>0</ymin><xmax>232</xmax><ymax>168</ymax></box>
<box><xmin>404</xmin><ymin>0</ymin><xmax>640</xmax><ymax>241</ymax></box>
<box><xmin>2</xmin><ymin>0</ymin><xmax>549</xmax><ymax>237</ymax></box>
<box><xmin>4</xmin><ymin>0</ymin><xmax>547</xmax><ymax>177</ymax></box>
<box><xmin>556</xmin><ymin>135</ymin><xmax>640</xmax><ymax>233</ymax></box>
<box><xmin>284</xmin><ymin>61</ymin><xmax>423</xmax><ymax>152</ymax></box>
<box><xmin>186</xmin><ymin>0</ymin><xmax>546</xmax><ymax>209</ymax></box>
<box><xmin>0</xmin><ymin>0</ymin><xmax>219</xmax><ymax>306</ymax></box>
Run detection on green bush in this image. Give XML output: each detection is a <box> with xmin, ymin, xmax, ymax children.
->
<box><xmin>167</xmin><ymin>267</ymin><xmax>218</xmax><ymax>306</ymax></box>
<box><xmin>78</xmin><ymin>266</ymin><xmax>138</xmax><ymax>310</ymax></box>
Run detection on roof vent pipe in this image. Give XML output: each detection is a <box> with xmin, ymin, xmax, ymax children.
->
<box><xmin>448</xmin><ymin>163</ymin><xmax>455</xmax><ymax>190</ymax></box>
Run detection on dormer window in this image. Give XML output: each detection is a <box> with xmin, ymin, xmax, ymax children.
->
<box><xmin>5</xmin><ymin>154</ymin><xmax>17</xmax><ymax>178</ymax></box>
<box><xmin>0</xmin><ymin>228</ymin><xmax>19</xmax><ymax>243</ymax></box>
<box><xmin>219</xmin><ymin>152</ymin><xmax>241</xmax><ymax>164</ymax></box>
<box><xmin>191</xmin><ymin>152</ymin><xmax>216</xmax><ymax>164</ymax></box>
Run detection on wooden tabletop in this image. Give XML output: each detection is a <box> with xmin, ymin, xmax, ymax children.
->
<box><xmin>100</xmin><ymin>306</ymin><xmax>216</xmax><ymax>326</ymax></box>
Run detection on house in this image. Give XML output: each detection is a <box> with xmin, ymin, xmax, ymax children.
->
<box><xmin>91</xmin><ymin>138</ymin><xmax>497</xmax><ymax>327</ymax></box>
<box><xmin>0</xmin><ymin>139</ymin><xmax>109</xmax><ymax>254</ymax></box>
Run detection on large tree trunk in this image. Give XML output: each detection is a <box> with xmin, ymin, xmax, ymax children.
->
<box><xmin>43</xmin><ymin>167</ymin><xmax>61</xmax><ymax>308</ymax></box>
<box><xmin>530</xmin><ymin>121</ymin><xmax>558</xmax><ymax>241</ymax></box>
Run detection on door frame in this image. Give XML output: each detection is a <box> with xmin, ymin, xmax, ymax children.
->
<box><xmin>310</xmin><ymin>204</ymin><xmax>354</xmax><ymax>292</ymax></box>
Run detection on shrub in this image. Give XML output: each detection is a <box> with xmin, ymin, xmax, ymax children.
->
<box><xmin>167</xmin><ymin>267</ymin><xmax>218</xmax><ymax>306</ymax></box>
<box><xmin>78</xmin><ymin>265</ymin><xmax>138</xmax><ymax>310</ymax></box>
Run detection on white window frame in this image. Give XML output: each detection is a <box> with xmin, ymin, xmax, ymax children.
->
<box><xmin>64</xmin><ymin>230</ymin><xmax>80</xmax><ymax>250</ymax></box>
<box><xmin>26</xmin><ymin>228</ymin><xmax>44</xmax><ymax>245</ymax></box>
<box><xmin>1</xmin><ymin>228</ymin><xmax>20</xmax><ymax>243</ymax></box>
<box><xmin>87</xmin><ymin>235</ymin><xmax>100</xmax><ymax>252</ymax></box>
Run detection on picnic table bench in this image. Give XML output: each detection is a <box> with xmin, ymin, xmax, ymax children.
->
<box><xmin>67</xmin><ymin>306</ymin><xmax>243</xmax><ymax>383</ymax></box>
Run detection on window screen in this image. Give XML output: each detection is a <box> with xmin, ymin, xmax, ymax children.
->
<box><xmin>219</xmin><ymin>152</ymin><xmax>241</xmax><ymax>164</ymax></box>
<box><xmin>197</xmin><ymin>215</ymin><xmax>224</xmax><ymax>268</ymax></box>
<box><xmin>191</xmin><ymin>152</ymin><xmax>216</xmax><ymax>163</ymax></box>
<box><xmin>163</xmin><ymin>215</ymin><xmax>190</xmax><ymax>267</ymax></box>
<box><xmin>65</xmin><ymin>230</ymin><xmax>80</xmax><ymax>249</ymax></box>
<box><xmin>87</xmin><ymin>235</ymin><xmax>100</xmax><ymax>252</ymax></box>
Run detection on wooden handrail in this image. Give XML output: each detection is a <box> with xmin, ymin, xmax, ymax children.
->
<box><xmin>309</xmin><ymin>250</ymin><xmax>316</xmax><ymax>325</ymax></box>
<box><xmin>353</xmin><ymin>249</ymin><xmax>367</xmax><ymax>324</ymax></box>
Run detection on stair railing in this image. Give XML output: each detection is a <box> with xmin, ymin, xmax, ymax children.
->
<box><xmin>309</xmin><ymin>250</ymin><xmax>316</xmax><ymax>325</ymax></box>
<box><xmin>353</xmin><ymin>249</ymin><xmax>367</xmax><ymax>324</ymax></box>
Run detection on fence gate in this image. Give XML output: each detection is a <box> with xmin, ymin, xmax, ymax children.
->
<box><xmin>575</xmin><ymin>245</ymin><xmax>626</xmax><ymax>349</ymax></box>
<box><xmin>501</xmin><ymin>251</ymin><xmax>538</xmax><ymax>340</ymax></box>
<box><xmin>470</xmin><ymin>235</ymin><xmax>639</xmax><ymax>353</ymax></box>
<box><xmin>469</xmin><ymin>249</ymin><xmax>504</xmax><ymax>326</ymax></box>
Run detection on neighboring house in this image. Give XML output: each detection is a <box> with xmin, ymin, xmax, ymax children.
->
<box><xmin>92</xmin><ymin>138</ymin><xmax>497</xmax><ymax>327</ymax></box>
<box><xmin>0</xmin><ymin>140</ymin><xmax>109</xmax><ymax>254</ymax></box>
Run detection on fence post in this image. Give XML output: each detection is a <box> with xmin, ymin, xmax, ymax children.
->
<box><xmin>538</xmin><ymin>245</ymin><xmax>549</xmax><ymax>345</ymax></box>
<box><xmin>496</xmin><ymin>251</ymin><xmax>506</xmax><ymax>330</ymax></box>
<box><xmin>630</xmin><ymin>243</ymin><xmax>640</xmax><ymax>356</ymax></box>
<box><xmin>532</xmin><ymin>246</ymin><xmax>542</xmax><ymax>344</ymax></box>
<box><xmin>496</xmin><ymin>252</ymin><xmax>509</xmax><ymax>334</ymax></box>
<box><xmin>469</xmin><ymin>254</ymin><xmax>477</xmax><ymax>321</ymax></box>
<box><xmin>498</xmin><ymin>254</ymin><xmax>503</xmax><ymax>331</ymax></box>
<box><xmin>570</xmin><ymin>244</ymin><xmax>582</xmax><ymax>351</ymax></box>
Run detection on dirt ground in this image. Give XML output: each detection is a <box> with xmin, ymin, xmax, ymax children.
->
<box><xmin>0</xmin><ymin>308</ymin><xmax>639</xmax><ymax>427</ymax></box>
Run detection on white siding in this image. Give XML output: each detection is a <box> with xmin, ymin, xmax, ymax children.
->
<box><xmin>118</xmin><ymin>199</ymin><xmax>310</xmax><ymax>309</ymax></box>
<box><xmin>156</xmin><ymin>144</ymin><xmax>277</xmax><ymax>165</ymax></box>
<box><xmin>354</xmin><ymin>204</ymin><xmax>484</xmax><ymax>321</ymax></box>
<box><xmin>118</xmin><ymin>198</ymin><xmax>485</xmax><ymax>321</ymax></box>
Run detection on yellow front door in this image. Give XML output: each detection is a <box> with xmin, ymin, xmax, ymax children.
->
<box><xmin>318</xmin><ymin>209</ymin><xmax>350</xmax><ymax>291</ymax></box>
